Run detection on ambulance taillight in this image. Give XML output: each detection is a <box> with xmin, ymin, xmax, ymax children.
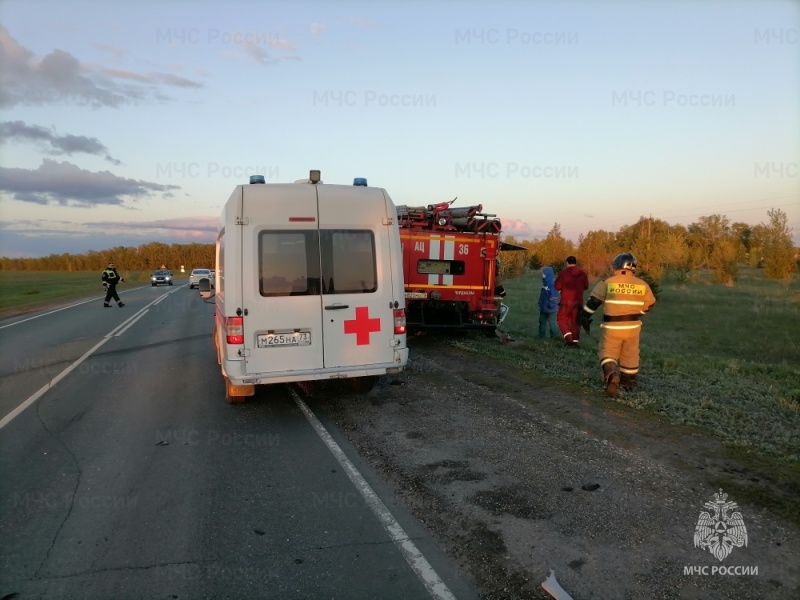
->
<box><xmin>393</xmin><ymin>309</ymin><xmax>406</xmax><ymax>335</ymax></box>
<box><xmin>226</xmin><ymin>317</ymin><xmax>244</xmax><ymax>344</ymax></box>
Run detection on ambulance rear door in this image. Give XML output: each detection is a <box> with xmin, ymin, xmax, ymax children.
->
<box><xmin>240</xmin><ymin>183</ymin><xmax>324</xmax><ymax>376</ymax></box>
<box><xmin>317</xmin><ymin>185</ymin><xmax>400</xmax><ymax>369</ymax></box>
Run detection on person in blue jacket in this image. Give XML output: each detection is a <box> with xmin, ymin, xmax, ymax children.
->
<box><xmin>538</xmin><ymin>267</ymin><xmax>560</xmax><ymax>338</ymax></box>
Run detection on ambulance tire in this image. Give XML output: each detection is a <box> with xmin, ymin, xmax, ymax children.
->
<box><xmin>349</xmin><ymin>375</ymin><xmax>378</xmax><ymax>394</ymax></box>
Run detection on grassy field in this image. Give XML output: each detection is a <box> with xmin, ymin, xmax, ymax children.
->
<box><xmin>0</xmin><ymin>271</ymin><xmax>166</xmax><ymax>315</ymax></box>
<box><xmin>450</xmin><ymin>266</ymin><xmax>800</xmax><ymax>464</ymax></box>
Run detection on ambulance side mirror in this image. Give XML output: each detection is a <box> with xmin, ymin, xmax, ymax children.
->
<box><xmin>198</xmin><ymin>278</ymin><xmax>213</xmax><ymax>299</ymax></box>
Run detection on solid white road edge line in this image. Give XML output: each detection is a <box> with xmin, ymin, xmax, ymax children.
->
<box><xmin>0</xmin><ymin>292</ymin><xmax>173</xmax><ymax>431</ymax></box>
<box><xmin>0</xmin><ymin>284</ymin><xmax>165</xmax><ymax>330</ymax></box>
<box><xmin>290</xmin><ymin>388</ymin><xmax>457</xmax><ymax>600</ymax></box>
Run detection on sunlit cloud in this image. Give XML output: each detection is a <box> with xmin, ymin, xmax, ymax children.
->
<box><xmin>0</xmin><ymin>25</ymin><xmax>203</xmax><ymax>108</ymax></box>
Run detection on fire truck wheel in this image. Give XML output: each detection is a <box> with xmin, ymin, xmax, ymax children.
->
<box><xmin>483</xmin><ymin>327</ymin><xmax>497</xmax><ymax>338</ymax></box>
<box><xmin>349</xmin><ymin>375</ymin><xmax>378</xmax><ymax>394</ymax></box>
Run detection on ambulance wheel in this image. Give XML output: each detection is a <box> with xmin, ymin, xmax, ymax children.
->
<box><xmin>349</xmin><ymin>376</ymin><xmax>378</xmax><ymax>394</ymax></box>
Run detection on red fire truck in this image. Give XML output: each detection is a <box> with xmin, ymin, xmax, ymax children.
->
<box><xmin>397</xmin><ymin>200</ymin><xmax>520</xmax><ymax>333</ymax></box>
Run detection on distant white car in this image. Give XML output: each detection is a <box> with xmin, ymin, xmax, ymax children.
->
<box><xmin>189</xmin><ymin>268</ymin><xmax>214</xmax><ymax>289</ymax></box>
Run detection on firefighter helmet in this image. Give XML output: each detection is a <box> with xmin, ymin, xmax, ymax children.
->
<box><xmin>612</xmin><ymin>253</ymin><xmax>636</xmax><ymax>272</ymax></box>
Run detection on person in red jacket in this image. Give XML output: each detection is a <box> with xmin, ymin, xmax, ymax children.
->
<box><xmin>554</xmin><ymin>255</ymin><xmax>589</xmax><ymax>347</ymax></box>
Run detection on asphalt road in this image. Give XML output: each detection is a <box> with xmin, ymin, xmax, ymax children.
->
<box><xmin>0</xmin><ymin>281</ymin><xmax>477</xmax><ymax>600</ymax></box>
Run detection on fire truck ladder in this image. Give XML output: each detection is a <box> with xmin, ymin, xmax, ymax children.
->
<box><xmin>396</xmin><ymin>200</ymin><xmax>502</xmax><ymax>234</ymax></box>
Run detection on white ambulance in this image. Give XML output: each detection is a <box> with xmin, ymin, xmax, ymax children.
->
<box><xmin>203</xmin><ymin>170</ymin><xmax>408</xmax><ymax>403</ymax></box>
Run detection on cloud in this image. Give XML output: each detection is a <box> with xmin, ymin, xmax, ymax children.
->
<box><xmin>222</xmin><ymin>30</ymin><xmax>300</xmax><ymax>66</ymax></box>
<box><xmin>230</xmin><ymin>39</ymin><xmax>301</xmax><ymax>66</ymax></box>
<box><xmin>0</xmin><ymin>120</ymin><xmax>122</xmax><ymax>165</ymax></box>
<box><xmin>0</xmin><ymin>159</ymin><xmax>180</xmax><ymax>207</ymax></box>
<box><xmin>99</xmin><ymin>68</ymin><xmax>202</xmax><ymax>88</ymax></box>
<box><xmin>310</xmin><ymin>23</ymin><xmax>326</xmax><ymax>35</ymax></box>
<box><xmin>0</xmin><ymin>25</ymin><xmax>203</xmax><ymax>108</ymax></box>
<box><xmin>268</xmin><ymin>37</ymin><xmax>296</xmax><ymax>51</ymax></box>
<box><xmin>501</xmin><ymin>218</ymin><xmax>535</xmax><ymax>238</ymax></box>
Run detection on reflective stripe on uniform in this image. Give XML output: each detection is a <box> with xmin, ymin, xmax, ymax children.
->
<box><xmin>604</xmin><ymin>299</ymin><xmax>646</xmax><ymax>306</ymax></box>
<box><xmin>601</xmin><ymin>322</ymin><xmax>642</xmax><ymax>330</ymax></box>
<box><xmin>620</xmin><ymin>365</ymin><xmax>639</xmax><ymax>375</ymax></box>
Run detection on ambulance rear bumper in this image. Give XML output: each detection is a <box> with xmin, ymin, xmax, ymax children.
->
<box><xmin>222</xmin><ymin>350</ymin><xmax>408</xmax><ymax>386</ymax></box>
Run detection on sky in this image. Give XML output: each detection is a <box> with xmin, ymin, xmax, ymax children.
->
<box><xmin>0</xmin><ymin>0</ymin><xmax>798</xmax><ymax>258</ymax></box>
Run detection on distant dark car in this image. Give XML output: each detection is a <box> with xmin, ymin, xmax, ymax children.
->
<box><xmin>151</xmin><ymin>270</ymin><xmax>174</xmax><ymax>286</ymax></box>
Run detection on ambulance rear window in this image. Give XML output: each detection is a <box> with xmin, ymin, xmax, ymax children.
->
<box><xmin>258</xmin><ymin>231</ymin><xmax>321</xmax><ymax>296</ymax></box>
<box><xmin>320</xmin><ymin>230</ymin><xmax>377</xmax><ymax>295</ymax></box>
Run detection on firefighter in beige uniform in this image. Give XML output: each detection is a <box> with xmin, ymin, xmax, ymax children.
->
<box><xmin>580</xmin><ymin>253</ymin><xmax>656</xmax><ymax>397</ymax></box>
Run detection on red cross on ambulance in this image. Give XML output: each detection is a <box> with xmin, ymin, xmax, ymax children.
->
<box><xmin>343</xmin><ymin>306</ymin><xmax>381</xmax><ymax>345</ymax></box>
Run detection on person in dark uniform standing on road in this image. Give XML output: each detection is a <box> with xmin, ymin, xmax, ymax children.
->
<box><xmin>580</xmin><ymin>253</ymin><xmax>656</xmax><ymax>397</ymax></box>
<box><xmin>554</xmin><ymin>255</ymin><xmax>589</xmax><ymax>347</ymax></box>
<box><xmin>102</xmin><ymin>262</ymin><xmax>125</xmax><ymax>308</ymax></box>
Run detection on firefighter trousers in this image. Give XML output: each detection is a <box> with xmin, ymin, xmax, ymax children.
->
<box><xmin>557</xmin><ymin>303</ymin><xmax>582</xmax><ymax>344</ymax></box>
<box><xmin>104</xmin><ymin>285</ymin><xmax>121</xmax><ymax>303</ymax></box>
<box><xmin>598</xmin><ymin>326</ymin><xmax>642</xmax><ymax>377</ymax></box>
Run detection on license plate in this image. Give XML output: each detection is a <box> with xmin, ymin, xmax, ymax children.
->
<box><xmin>257</xmin><ymin>332</ymin><xmax>311</xmax><ymax>348</ymax></box>
<box><xmin>405</xmin><ymin>292</ymin><xmax>428</xmax><ymax>299</ymax></box>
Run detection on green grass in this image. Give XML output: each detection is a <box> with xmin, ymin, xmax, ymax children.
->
<box><xmin>0</xmin><ymin>271</ymin><xmax>160</xmax><ymax>315</ymax></box>
<box><xmin>452</xmin><ymin>266</ymin><xmax>800</xmax><ymax>463</ymax></box>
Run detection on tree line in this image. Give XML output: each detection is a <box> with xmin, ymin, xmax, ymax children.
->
<box><xmin>499</xmin><ymin>209</ymin><xmax>798</xmax><ymax>286</ymax></box>
<box><xmin>0</xmin><ymin>242</ymin><xmax>215</xmax><ymax>272</ymax></box>
<box><xmin>2</xmin><ymin>210</ymin><xmax>796</xmax><ymax>286</ymax></box>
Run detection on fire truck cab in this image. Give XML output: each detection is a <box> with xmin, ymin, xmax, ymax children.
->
<box><xmin>397</xmin><ymin>201</ymin><xmax>509</xmax><ymax>333</ymax></box>
<box><xmin>206</xmin><ymin>171</ymin><xmax>408</xmax><ymax>403</ymax></box>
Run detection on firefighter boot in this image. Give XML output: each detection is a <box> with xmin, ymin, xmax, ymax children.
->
<box><xmin>620</xmin><ymin>373</ymin><xmax>637</xmax><ymax>392</ymax></box>
<box><xmin>104</xmin><ymin>303</ymin><xmax>111</xmax><ymax>307</ymax></box>
<box><xmin>602</xmin><ymin>362</ymin><xmax>621</xmax><ymax>397</ymax></box>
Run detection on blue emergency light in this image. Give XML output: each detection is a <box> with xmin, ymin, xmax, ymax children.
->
<box><xmin>353</xmin><ymin>177</ymin><xmax>368</xmax><ymax>186</ymax></box>
<box><xmin>249</xmin><ymin>175</ymin><xmax>265</xmax><ymax>184</ymax></box>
